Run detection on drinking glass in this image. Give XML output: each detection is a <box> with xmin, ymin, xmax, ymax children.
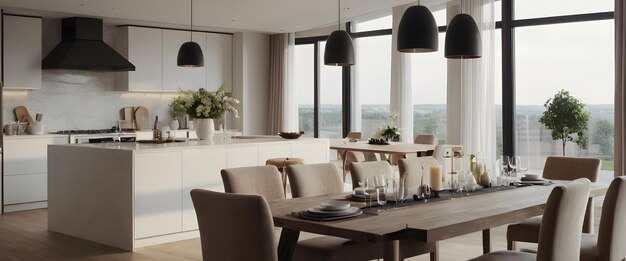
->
<box><xmin>396</xmin><ymin>176</ymin><xmax>408</xmax><ymax>206</ymax></box>
<box><xmin>500</xmin><ymin>156</ymin><xmax>510</xmax><ymax>177</ymax></box>
<box><xmin>457</xmin><ymin>170</ymin><xmax>468</xmax><ymax>196</ymax></box>
<box><xmin>497</xmin><ymin>158</ymin><xmax>508</xmax><ymax>189</ymax></box>
<box><xmin>363</xmin><ymin>178</ymin><xmax>377</xmax><ymax>208</ymax></box>
<box><xmin>374</xmin><ymin>176</ymin><xmax>387</xmax><ymax>211</ymax></box>
<box><xmin>517</xmin><ymin>156</ymin><xmax>530</xmax><ymax>176</ymax></box>
<box><xmin>509</xmin><ymin>156</ymin><xmax>519</xmax><ymax>178</ymax></box>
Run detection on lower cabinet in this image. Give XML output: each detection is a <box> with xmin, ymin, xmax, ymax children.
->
<box><xmin>4</xmin><ymin>174</ymin><xmax>47</xmax><ymax>204</ymax></box>
<box><xmin>134</xmin><ymin>151</ymin><xmax>182</xmax><ymax>239</ymax></box>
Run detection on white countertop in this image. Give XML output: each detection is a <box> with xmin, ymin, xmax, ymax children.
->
<box><xmin>49</xmin><ymin>136</ymin><xmax>327</xmax><ymax>151</ymax></box>
<box><xmin>3</xmin><ymin>134</ymin><xmax>69</xmax><ymax>140</ymax></box>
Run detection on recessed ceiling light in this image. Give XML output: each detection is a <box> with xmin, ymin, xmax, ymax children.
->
<box><xmin>112</xmin><ymin>8</ymin><xmax>118</xmax><ymax>12</ymax></box>
<box><xmin>231</xmin><ymin>19</ymin><xmax>236</xmax><ymax>22</ymax></box>
<box><xmin>79</xmin><ymin>3</ymin><xmax>87</xmax><ymax>7</ymax></box>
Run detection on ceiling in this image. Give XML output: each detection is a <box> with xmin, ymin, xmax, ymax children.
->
<box><xmin>0</xmin><ymin>0</ymin><xmax>436</xmax><ymax>33</ymax></box>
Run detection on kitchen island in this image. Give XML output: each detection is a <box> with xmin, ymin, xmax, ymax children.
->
<box><xmin>47</xmin><ymin>137</ymin><xmax>329</xmax><ymax>251</ymax></box>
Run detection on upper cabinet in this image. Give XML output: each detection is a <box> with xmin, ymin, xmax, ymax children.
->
<box><xmin>205</xmin><ymin>34</ymin><xmax>232</xmax><ymax>92</ymax></box>
<box><xmin>3</xmin><ymin>15</ymin><xmax>42</xmax><ymax>89</ymax></box>
<box><xmin>116</xmin><ymin>26</ymin><xmax>232</xmax><ymax>93</ymax></box>
<box><xmin>115</xmin><ymin>26</ymin><xmax>163</xmax><ymax>91</ymax></box>
<box><xmin>162</xmin><ymin>30</ymin><xmax>206</xmax><ymax>92</ymax></box>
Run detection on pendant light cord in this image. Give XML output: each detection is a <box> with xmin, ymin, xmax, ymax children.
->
<box><xmin>190</xmin><ymin>0</ymin><xmax>193</xmax><ymax>41</ymax></box>
<box><xmin>338</xmin><ymin>0</ymin><xmax>341</xmax><ymax>31</ymax></box>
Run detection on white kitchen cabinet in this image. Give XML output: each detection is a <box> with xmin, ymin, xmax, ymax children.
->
<box><xmin>115</xmin><ymin>26</ymin><xmax>163</xmax><ymax>91</ymax></box>
<box><xmin>181</xmin><ymin>149</ymin><xmax>226</xmax><ymax>231</ymax></box>
<box><xmin>292</xmin><ymin>142</ymin><xmax>329</xmax><ymax>164</ymax></box>
<box><xmin>226</xmin><ymin>147</ymin><xmax>258</xmax><ymax>168</ymax></box>
<box><xmin>205</xmin><ymin>33</ymin><xmax>232</xmax><ymax>92</ymax></box>
<box><xmin>3</xmin><ymin>15</ymin><xmax>42</xmax><ymax>89</ymax></box>
<box><xmin>258</xmin><ymin>144</ymin><xmax>292</xmax><ymax>165</ymax></box>
<box><xmin>134</xmin><ymin>151</ymin><xmax>182</xmax><ymax>239</ymax></box>
<box><xmin>162</xmin><ymin>30</ymin><xmax>207</xmax><ymax>92</ymax></box>
<box><xmin>3</xmin><ymin>136</ymin><xmax>67</xmax><ymax>211</ymax></box>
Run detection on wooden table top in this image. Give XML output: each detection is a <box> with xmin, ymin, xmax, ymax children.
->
<box><xmin>329</xmin><ymin>142</ymin><xmax>436</xmax><ymax>155</ymax></box>
<box><xmin>269</xmin><ymin>181</ymin><xmax>609</xmax><ymax>244</ymax></box>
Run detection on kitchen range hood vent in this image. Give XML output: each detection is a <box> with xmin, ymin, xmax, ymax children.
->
<box><xmin>42</xmin><ymin>17</ymin><xmax>135</xmax><ymax>71</ymax></box>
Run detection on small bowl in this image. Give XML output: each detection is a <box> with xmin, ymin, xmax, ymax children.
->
<box><xmin>26</xmin><ymin>125</ymin><xmax>45</xmax><ymax>135</ymax></box>
<box><xmin>320</xmin><ymin>200</ymin><xmax>351</xmax><ymax>211</ymax></box>
<box><xmin>523</xmin><ymin>174</ymin><xmax>540</xmax><ymax>180</ymax></box>
<box><xmin>278</xmin><ymin>132</ymin><xmax>302</xmax><ymax>139</ymax></box>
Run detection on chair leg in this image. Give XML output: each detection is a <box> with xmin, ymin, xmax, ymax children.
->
<box><xmin>507</xmin><ymin>240</ymin><xmax>516</xmax><ymax>251</ymax></box>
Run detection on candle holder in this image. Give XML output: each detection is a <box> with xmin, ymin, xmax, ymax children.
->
<box><xmin>443</xmin><ymin>148</ymin><xmax>464</xmax><ymax>194</ymax></box>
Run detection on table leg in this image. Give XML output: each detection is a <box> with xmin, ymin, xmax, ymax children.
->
<box><xmin>383</xmin><ymin>240</ymin><xmax>400</xmax><ymax>261</ymax></box>
<box><xmin>482</xmin><ymin>229</ymin><xmax>492</xmax><ymax>254</ymax></box>
<box><xmin>278</xmin><ymin>228</ymin><xmax>300</xmax><ymax>261</ymax></box>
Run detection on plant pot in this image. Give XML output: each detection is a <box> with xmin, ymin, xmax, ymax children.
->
<box><xmin>195</xmin><ymin>118</ymin><xmax>215</xmax><ymax>141</ymax></box>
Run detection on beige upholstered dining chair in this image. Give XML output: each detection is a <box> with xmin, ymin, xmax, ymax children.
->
<box><xmin>190</xmin><ymin>189</ymin><xmax>278</xmax><ymax>261</ymax></box>
<box><xmin>349</xmin><ymin>160</ymin><xmax>394</xmax><ymax>190</ymax></box>
<box><xmin>398</xmin><ymin>156</ymin><xmax>439</xmax><ymax>191</ymax></box>
<box><xmin>286</xmin><ymin>163</ymin><xmax>438</xmax><ymax>261</ymax></box>
<box><xmin>286</xmin><ymin>163</ymin><xmax>344</xmax><ymax>198</ymax></box>
<box><xmin>221</xmin><ymin>165</ymin><xmax>285</xmax><ymax>201</ymax></box>
<box><xmin>389</xmin><ymin>134</ymin><xmax>437</xmax><ymax>165</ymax></box>
<box><xmin>470</xmin><ymin>178</ymin><xmax>592</xmax><ymax>261</ymax></box>
<box><xmin>580</xmin><ymin>176</ymin><xmax>626</xmax><ymax>261</ymax></box>
<box><xmin>506</xmin><ymin>156</ymin><xmax>601</xmax><ymax>250</ymax></box>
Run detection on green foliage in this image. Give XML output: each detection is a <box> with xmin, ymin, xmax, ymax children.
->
<box><xmin>592</xmin><ymin>119</ymin><xmax>614</xmax><ymax>156</ymax></box>
<box><xmin>169</xmin><ymin>84</ymin><xmax>239</xmax><ymax>119</ymax></box>
<box><xmin>538</xmin><ymin>90</ymin><xmax>590</xmax><ymax>155</ymax></box>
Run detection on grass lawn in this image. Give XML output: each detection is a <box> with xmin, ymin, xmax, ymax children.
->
<box><xmin>602</xmin><ymin>160</ymin><xmax>614</xmax><ymax>171</ymax></box>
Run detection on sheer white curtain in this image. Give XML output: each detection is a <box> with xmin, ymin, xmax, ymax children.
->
<box><xmin>447</xmin><ymin>0</ymin><xmax>497</xmax><ymax>163</ymax></box>
<box><xmin>284</xmin><ymin>33</ymin><xmax>299</xmax><ymax>132</ymax></box>
<box><xmin>391</xmin><ymin>4</ymin><xmax>414</xmax><ymax>142</ymax></box>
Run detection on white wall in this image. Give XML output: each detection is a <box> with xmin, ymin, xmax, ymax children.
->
<box><xmin>232</xmin><ymin>32</ymin><xmax>270</xmax><ymax>135</ymax></box>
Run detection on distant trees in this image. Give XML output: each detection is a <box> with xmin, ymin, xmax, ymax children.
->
<box><xmin>592</xmin><ymin>119</ymin><xmax>614</xmax><ymax>156</ymax></box>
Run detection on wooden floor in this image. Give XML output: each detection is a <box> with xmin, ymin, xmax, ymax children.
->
<box><xmin>0</xmin><ymin>197</ymin><xmax>603</xmax><ymax>261</ymax></box>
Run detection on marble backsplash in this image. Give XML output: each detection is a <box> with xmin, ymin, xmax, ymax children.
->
<box><xmin>3</xmin><ymin>69</ymin><xmax>179</xmax><ymax>132</ymax></box>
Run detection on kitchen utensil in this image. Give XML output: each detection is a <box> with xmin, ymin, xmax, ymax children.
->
<box><xmin>26</xmin><ymin>124</ymin><xmax>45</xmax><ymax>135</ymax></box>
<box><xmin>17</xmin><ymin>122</ymin><xmax>28</xmax><ymax>135</ymax></box>
<box><xmin>4</xmin><ymin>123</ymin><xmax>17</xmax><ymax>135</ymax></box>
<box><xmin>14</xmin><ymin>106</ymin><xmax>34</xmax><ymax>125</ymax></box>
<box><xmin>35</xmin><ymin>113</ymin><xmax>43</xmax><ymax>123</ymax></box>
<box><xmin>134</xmin><ymin>106</ymin><xmax>149</xmax><ymax>130</ymax></box>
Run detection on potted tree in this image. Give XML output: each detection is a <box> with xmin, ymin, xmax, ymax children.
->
<box><xmin>538</xmin><ymin>90</ymin><xmax>590</xmax><ymax>156</ymax></box>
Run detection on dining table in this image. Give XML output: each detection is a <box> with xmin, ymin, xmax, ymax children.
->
<box><xmin>269</xmin><ymin>181</ymin><xmax>610</xmax><ymax>261</ymax></box>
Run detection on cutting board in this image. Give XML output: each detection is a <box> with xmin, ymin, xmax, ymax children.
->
<box><xmin>120</xmin><ymin>107</ymin><xmax>135</xmax><ymax>121</ymax></box>
<box><xmin>14</xmin><ymin>106</ymin><xmax>34</xmax><ymax>125</ymax></box>
<box><xmin>134</xmin><ymin>106</ymin><xmax>149</xmax><ymax>130</ymax></box>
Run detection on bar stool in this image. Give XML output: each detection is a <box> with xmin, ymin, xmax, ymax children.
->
<box><xmin>265</xmin><ymin>157</ymin><xmax>304</xmax><ymax>195</ymax></box>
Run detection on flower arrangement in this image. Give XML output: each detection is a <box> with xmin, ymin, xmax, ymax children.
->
<box><xmin>376</xmin><ymin>112</ymin><xmax>401</xmax><ymax>141</ymax></box>
<box><xmin>169</xmin><ymin>84</ymin><xmax>239</xmax><ymax>119</ymax></box>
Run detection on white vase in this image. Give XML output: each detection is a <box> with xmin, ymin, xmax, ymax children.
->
<box><xmin>169</xmin><ymin>119</ymin><xmax>180</xmax><ymax>130</ymax></box>
<box><xmin>195</xmin><ymin>118</ymin><xmax>215</xmax><ymax>141</ymax></box>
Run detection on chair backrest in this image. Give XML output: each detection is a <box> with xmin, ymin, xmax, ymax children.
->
<box><xmin>286</xmin><ymin>163</ymin><xmax>344</xmax><ymax>198</ymax></box>
<box><xmin>542</xmin><ymin>156</ymin><xmax>601</xmax><ymax>181</ymax></box>
<box><xmin>190</xmin><ymin>189</ymin><xmax>277</xmax><ymax>261</ymax></box>
<box><xmin>414</xmin><ymin>134</ymin><xmax>436</xmax><ymax>145</ymax></box>
<box><xmin>398</xmin><ymin>156</ymin><xmax>439</xmax><ymax>190</ymax></box>
<box><xmin>597</xmin><ymin>176</ymin><xmax>626</xmax><ymax>261</ymax></box>
<box><xmin>536</xmin><ymin>178</ymin><xmax>591</xmax><ymax>261</ymax></box>
<box><xmin>349</xmin><ymin>161</ymin><xmax>393</xmax><ymax>189</ymax></box>
<box><xmin>220</xmin><ymin>165</ymin><xmax>285</xmax><ymax>201</ymax></box>
<box><xmin>346</xmin><ymin>131</ymin><xmax>362</xmax><ymax>141</ymax></box>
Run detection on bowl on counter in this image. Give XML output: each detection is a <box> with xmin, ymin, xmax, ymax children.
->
<box><xmin>26</xmin><ymin>124</ymin><xmax>45</xmax><ymax>135</ymax></box>
<box><xmin>278</xmin><ymin>132</ymin><xmax>303</xmax><ymax>139</ymax></box>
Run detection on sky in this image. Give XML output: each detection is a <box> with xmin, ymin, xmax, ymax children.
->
<box><xmin>294</xmin><ymin>0</ymin><xmax>615</xmax><ymax>106</ymax></box>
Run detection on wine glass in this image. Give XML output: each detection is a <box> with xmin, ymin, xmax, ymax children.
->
<box><xmin>396</xmin><ymin>175</ymin><xmax>408</xmax><ymax>206</ymax></box>
<box><xmin>517</xmin><ymin>156</ymin><xmax>530</xmax><ymax>176</ymax></box>
<box><xmin>499</xmin><ymin>156</ymin><xmax>510</xmax><ymax>188</ymax></box>
<box><xmin>509</xmin><ymin>156</ymin><xmax>519</xmax><ymax>178</ymax></box>
<box><xmin>374</xmin><ymin>176</ymin><xmax>387</xmax><ymax>211</ymax></box>
<box><xmin>363</xmin><ymin>178</ymin><xmax>377</xmax><ymax>208</ymax></box>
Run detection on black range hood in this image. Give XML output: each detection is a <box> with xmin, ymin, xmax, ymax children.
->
<box><xmin>42</xmin><ymin>17</ymin><xmax>135</xmax><ymax>71</ymax></box>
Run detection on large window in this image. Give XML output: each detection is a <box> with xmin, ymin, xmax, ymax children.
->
<box><xmin>354</xmin><ymin>35</ymin><xmax>391</xmax><ymax>139</ymax></box>
<box><xmin>515</xmin><ymin>19</ymin><xmax>614</xmax><ymax>171</ymax></box>
<box><xmin>411</xmin><ymin>32</ymin><xmax>447</xmax><ymax>144</ymax></box>
<box><xmin>294</xmin><ymin>44</ymin><xmax>315</xmax><ymax>137</ymax></box>
<box><xmin>514</xmin><ymin>0</ymin><xmax>613</xmax><ymax>20</ymax></box>
<box><xmin>318</xmin><ymin>41</ymin><xmax>344</xmax><ymax>139</ymax></box>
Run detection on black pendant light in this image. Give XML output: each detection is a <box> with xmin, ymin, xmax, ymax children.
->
<box><xmin>444</xmin><ymin>3</ymin><xmax>481</xmax><ymax>59</ymax></box>
<box><xmin>397</xmin><ymin>3</ymin><xmax>438</xmax><ymax>53</ymax></box>
<box><xmin>324</xmin><ymin>0</ymin><xmax>354</xmax><ymax>66</ymax></box>
<box><xmin>177</xmin><ymin>0</ymin><xmax>204</xmax><ymax>67</ymax></box>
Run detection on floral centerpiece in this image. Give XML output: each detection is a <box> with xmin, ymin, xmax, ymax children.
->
<box><xmin>376</xmin><ymin>112</ymin><xmax>401</xmax><ymax>141</ymax></box>
<box><xmin>169</xmin><ymin>84</ymin><xmax>239</xmax><ymax>140</ymax></box>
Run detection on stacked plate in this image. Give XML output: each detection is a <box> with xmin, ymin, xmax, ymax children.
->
<box><xmin>297</xmin><ymin>200</ymin><xmax>362</xmax><ymax>221</ymax></box>
<box><xmin>519</xmin><ymin>174</ymin><xmax>552</xmax><ymax>185</ymax></box>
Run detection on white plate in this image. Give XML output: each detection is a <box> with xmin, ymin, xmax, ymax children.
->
<box><xmin>519</xmin><ymin>180</ymin><xmax>550</xmax><ymax>185</ymax></box>
<box><xmin>320</xmin><ymin>200</ymin><xmax>351</xmax><ymax>211</ymax></box>
<box><xmin>306</xmin><ymin>206</ymin><xmax>360</xmax><ymax>216</ymax></box>
<box><xmin>523</xmin><ymin>174</ymin><xmax>541</xmax><ymax>180</ymax></box>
